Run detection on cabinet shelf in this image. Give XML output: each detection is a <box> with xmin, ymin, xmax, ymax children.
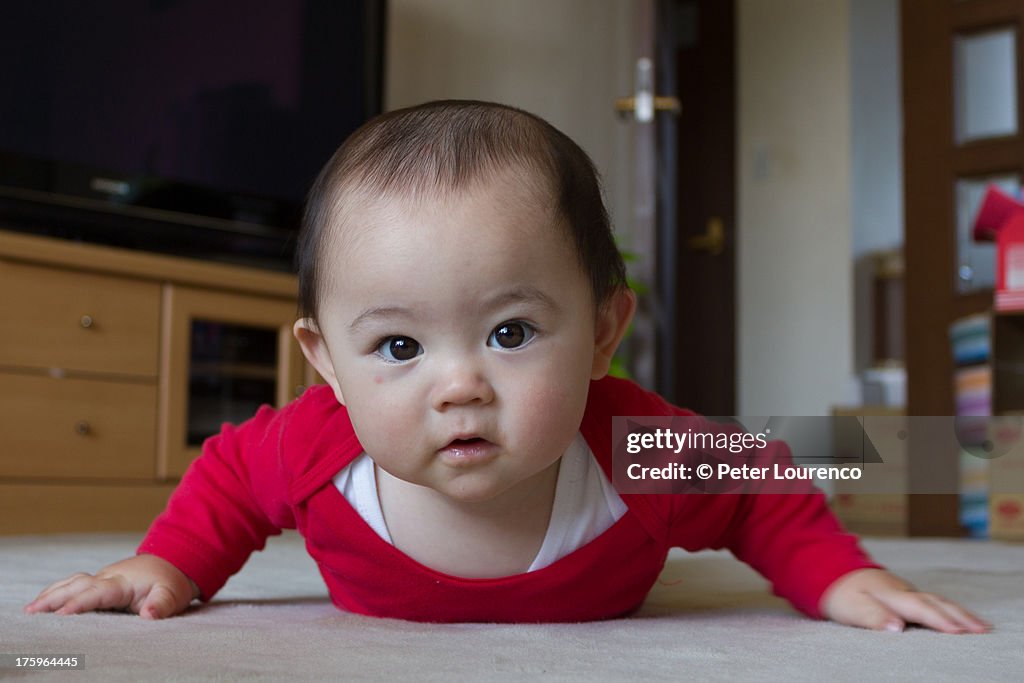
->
<box><xmin>0</xmin><ymin>228</ymin><xmax>313</xmax><ymax>533</ymax></box>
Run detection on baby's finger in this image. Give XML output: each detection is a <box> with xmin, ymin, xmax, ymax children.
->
<box><xmin>54</xmin><ymin>577</ymin><xmax>132</xmax><ymax>616</ymax></box>
<box><xmin>876</xmin><ymin>592</ymin><xmax>970</xmax><ymax>634</ymax></box>
<box><xmin>25</xmin><ymin>573</ymin><xmax>92</xmax><ymax>610</ymax></box>
<box><xmin>920</xmin><ymin>594</ymin><xmax>991</xmax><ymax>633</ymax></box>
<box><xmin>25</xmin><ymin>574</ymin><xmax>99</xmax><ymax>614</ymax></box>
<box><xmin>139</xmin><ymin>584</ymin><xmax>182</xmax><ymax>620</ymax></box>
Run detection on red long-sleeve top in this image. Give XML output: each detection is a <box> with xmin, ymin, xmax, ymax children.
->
<box><xmin>137</xmin><ymin>376</ymin><xmax>881</xmax><ymax>622</ymax></box>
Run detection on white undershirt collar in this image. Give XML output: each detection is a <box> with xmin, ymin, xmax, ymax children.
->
<box><xmin>332</xmin><ymin>432</ymin><xmax>627</xmax><ymax>572</ymax></box>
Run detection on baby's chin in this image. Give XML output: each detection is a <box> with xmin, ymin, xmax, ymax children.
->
<box><xmin>436</xmin><ymin>479</ymin><xmax>519</xmax><ymax>505</ymax></box>
<box><xmin>437</xmin><ymin>461</ymin><xmax>562</xmax><ymax>507</ymax></box>
<box><xmin>372</xmin><ymin>450</ymin><xmax>563</xmax><ymax>508</ymax></box>
<box><xmin>372</xmin><ymin>462</ymin><xmax>507</xmax><ymax>504</ymax></box>
<box><xmin>390</xmin><ymin>469</ymin><xmax>511</xmax><ymax>505</ymax></box>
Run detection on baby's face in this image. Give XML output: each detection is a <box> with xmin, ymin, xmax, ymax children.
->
<box><xmin>297</xmin><ymin>168</ymin><xmax>628</xmax><ymax>504</ymax></box>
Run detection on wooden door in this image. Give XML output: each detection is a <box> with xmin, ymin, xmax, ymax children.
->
<box><xmin>903</xmin><ymin>0</ymin><xmax>1024</xmax><ymax>535</ymax></box>
<box><xmin>623</xmin><ymin>0</ymin><xmax>736</xmax><ymax>414</ymax></box>
<box><xmin>665</xmin><ymin>0</ymin><xmax>736</xmax><ymax>414</ymax></box>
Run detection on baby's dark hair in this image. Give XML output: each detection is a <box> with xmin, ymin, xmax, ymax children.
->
<box><xmin>296</xmin><ymin>99</ymin><xmax>627</xmax><ymax>323</ymax></box>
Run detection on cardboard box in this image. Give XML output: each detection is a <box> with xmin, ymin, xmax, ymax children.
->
<box><xmin>989</xmin><ymin>420</ymin><xmax>1024</xmax><ymax>541</ymax></box>
<box><xmin>989</xmin><ymin>494</ymin><xmax>1024</xmax><ymax>540</ymax></box>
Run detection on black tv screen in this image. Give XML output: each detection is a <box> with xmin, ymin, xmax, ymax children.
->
<box><xmin>0</xmin><ymin>0</ymin><xmax>384</xmax><ymax>271</ymax></box>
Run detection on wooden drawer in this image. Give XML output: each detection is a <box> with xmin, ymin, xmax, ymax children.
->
<box><xmin>0</xmin><ymin>259</ymin><xmax>161</xmax><ymax>377</ymax></box>
<box><xmin>0</xmin><ymin>372</ymin><xmax>156</xmax><ymax>479</ymax></box>
<box><xmin>0</xmin><ymin>482</ymin><xmax>177</xmax><ymax>534</ymax></box>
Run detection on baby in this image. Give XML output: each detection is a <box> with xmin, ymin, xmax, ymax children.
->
<box><xmin>26</xmin><ymin>100</ymin><xmax>989</xmax><ymax>633</ymax></box>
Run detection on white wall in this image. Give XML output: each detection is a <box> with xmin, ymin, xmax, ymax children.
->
<box><xmin>851</xmin><ymin>0</ymin><xmax>903</xmax><ymax>374</ymax></box>
<box><xmin>851</xmin><ymin>0</ymin><xmax>902</xmax><ymax>258</ymax></box>
<box><xmin>385</xmin><ymin>0</ymin><xmax>635</xmax><ymax>245</ymax></box>
<box><xmin>737</xmin><ymin>0</ymin><xmax>854</xmax><ymax>415</ymax></box>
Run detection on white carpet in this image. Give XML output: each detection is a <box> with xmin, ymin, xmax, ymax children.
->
<box><xmin>2</xmin><ymin>532</ymin><xmax>1022</xmax><ymax>681</ymax></box>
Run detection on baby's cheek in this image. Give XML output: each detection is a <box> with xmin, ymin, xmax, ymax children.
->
<box><xmin>514</xmin><ymin>378</ymin><xmax>589</xmax><ymax>453</ymax></box>
<box><xmin>347</xmin><ymin>384</ymin><xmax>413</xmax><ymax>454</ymax></box>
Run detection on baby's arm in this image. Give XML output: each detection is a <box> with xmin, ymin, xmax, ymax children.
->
<box><xmin>820</xmin><ymin>567</ymin><xmax>990</xmax><ymax>634</ymax></box>
<box><xmin>24</xmin><ymin>553</ymin><xmax>199</xmax><ymax>620</ymax></box>
<box><xmin>720</xmin><ymin>488</ymin><xmax>993</xmax><ymax>633</ymax></box>
<box><xmin>669</xmin><ymin>435</ymin><xmax>992</xmax><ymax>634</ymax></box>
<box><xmin>721</xmin><ymin>488</ymin><xmax>992</xmax><ymax>634</ymax></box>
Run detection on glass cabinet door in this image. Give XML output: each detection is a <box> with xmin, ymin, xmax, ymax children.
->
<box><xmin>158</xmin><ymin>284</ymin><xmax>307</xmax><ymax>479</ymax></box>
<box><xmin>187</xmin><ymin>319</ymin><xmax>279</xmax><ymax>446</ymax></box>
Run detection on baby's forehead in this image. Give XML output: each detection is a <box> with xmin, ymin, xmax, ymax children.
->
<box><xmin>326</xmin><ymin>169</ymin><xmax>564</xmax><ymax>254</ymax></box>
<box><xmin>314</xmin><ymin>188</ymin><xmax>583</xmax><ymax>318</ymax></box>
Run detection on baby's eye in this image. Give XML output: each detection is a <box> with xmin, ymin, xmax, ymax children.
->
<box><xmin>487</xmin><ymin>321</ymin><xmax>535</xmax><ymax>350</ymax></box>
<box><xmin>376</xmin><ymin>336</ymin><xmax>422</xmax><ymax>362</ymax></box>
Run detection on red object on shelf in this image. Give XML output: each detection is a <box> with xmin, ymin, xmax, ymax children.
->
<box><xmin>973</xmin><ymin>185</ymin><xmax>1024</xmax><ymax>241</ymax></box>
<box><xmin>996</xmin><ymin>214</ymin><xmax>1024</xmax><ymax>292</ymax></box>
<box><xmin>974</xmin><ymin>185</ymin><xmax>1024</xmax><ymax>311</ymax></box>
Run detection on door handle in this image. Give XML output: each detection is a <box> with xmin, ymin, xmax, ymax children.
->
<box><xmin>688</xmin><ymin>217</ymin><xmax>725</xmax><ymax>256</ymax></box>
<box><xmin>614</xmin><ymin>95</ymin><xmax>682</xmax><ymax>117</ymax></box>
<box><xmin>615</xmin><ymin>57</ymin><xmax>681</xmax><ymax>121</ymax></box>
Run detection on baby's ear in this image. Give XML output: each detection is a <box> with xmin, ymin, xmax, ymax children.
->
<box><xmin>293</xmin><ymin>318</ymin><xmax>345</xmax><ymax>405</ymax></box>
<box><xmin>591</xmin><ymin>287</ymin><xmax>637</xmax><ymax>380</ymax></box>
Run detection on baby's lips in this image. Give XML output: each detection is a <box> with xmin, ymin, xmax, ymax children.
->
<box><xmin>441</xmin><ymin>432</ymin><xmax>491</xmax><ymax>448</ymax></box>
<box><xmin>447</xmin><ymin>436</ymin><xmax>486</xmax><ymax>446</ymax></box>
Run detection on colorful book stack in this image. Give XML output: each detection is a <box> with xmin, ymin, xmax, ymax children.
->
<box><xmin>950</xmin><ymin>313</ymin><xmax>992</xmax><ymax>537</ymax></box>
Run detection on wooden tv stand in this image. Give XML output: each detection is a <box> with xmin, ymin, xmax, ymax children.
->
<box><xmin>0</xmin><ymin>229</ymin><xmax>313</xmax><ymax>534</ymax></box>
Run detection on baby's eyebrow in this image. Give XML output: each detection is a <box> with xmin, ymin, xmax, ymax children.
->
<box><xmin>482</xmin><ymin>285</ymin><xmax>560</xmax><ymax>314</ymax></box>
<box><xmin>348</xmin><ymin>305</ymin><xmax>416</xmax><ymax>334</ymax></box>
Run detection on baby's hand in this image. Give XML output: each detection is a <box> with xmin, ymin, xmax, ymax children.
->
<box><xmin>23</xmin><ymin>553</ymin><xmax>199</xmax><ymax>620</ymax></box>
<box><xmin>820</xmin><ymin>568</ymin><xmax>991</xmax><ymax>634</ymax></box>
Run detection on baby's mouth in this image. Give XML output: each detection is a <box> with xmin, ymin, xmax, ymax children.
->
<box><xmin>448</xmin><ymin>437</ymin><xmax>487</xmax><ymax>447</ymax></box>
<box><xmin>438</xmin><ymin>436</ymin><xmax>499</xmax><ymax>465</ymax></box>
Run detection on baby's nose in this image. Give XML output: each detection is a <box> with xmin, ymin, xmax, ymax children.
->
<box><xmin>430</xmin><ymin>361</ymin><xmax>495</xmax><ymax>410</ymax></box>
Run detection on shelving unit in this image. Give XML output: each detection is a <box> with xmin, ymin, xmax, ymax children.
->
<box><xmin>993</xmin><ymin>313</ymin><xmax>1024</xmax><ymax>414</ymax></box>
<box><xmin>988</xmin><ymin>311</ymin><xmax>1024</xmax><ymax>539</ymax></box>
<box><xmin>0</xmin><ymin>229</ymin><xmax>315</xmax><ymax>534</ymax></box>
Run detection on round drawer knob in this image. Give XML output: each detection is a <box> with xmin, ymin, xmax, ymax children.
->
<box><xmin>74</xmin><ymin>421</ymin><xmax>91</xmax><ymax>436</ymax></box>
<box><xmin>80</xmin><ymin>315</ymin><xmax>95</xmax><ymax>329</ymax></box>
